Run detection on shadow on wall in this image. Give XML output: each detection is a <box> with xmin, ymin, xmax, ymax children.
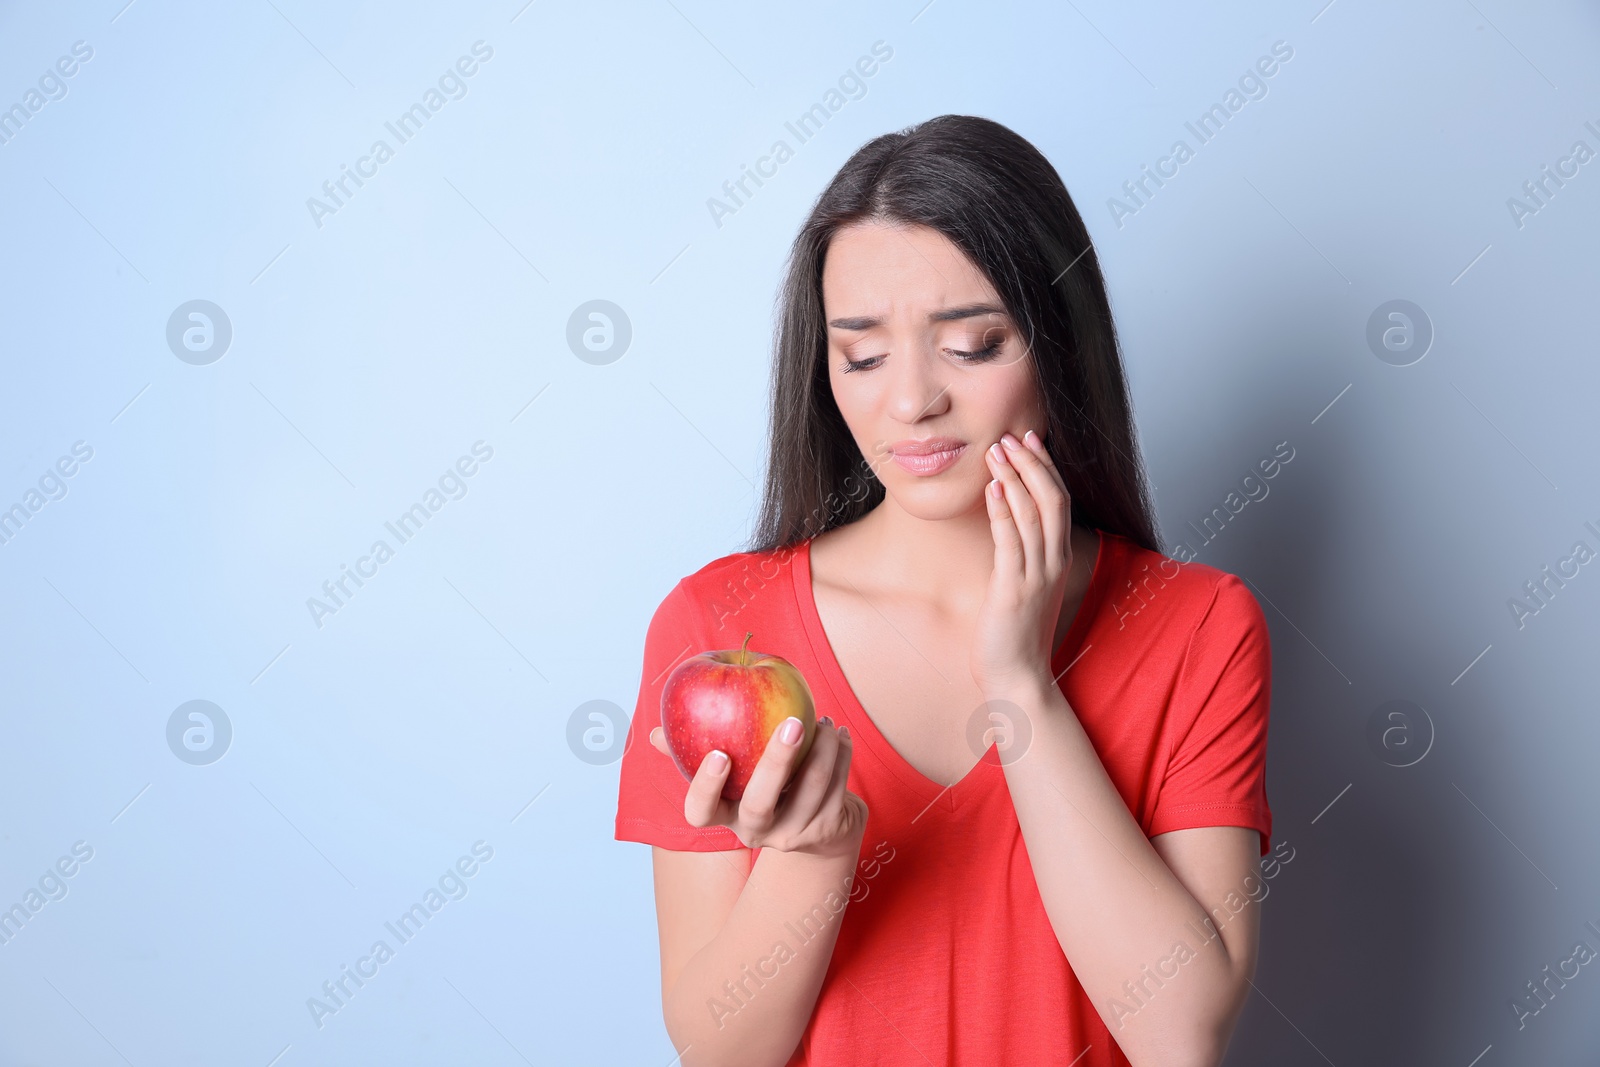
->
<box><xmin>1139</xmin><ymin>294</ymin><xmax>1448</xmax><ymax>1063</ymax></box>
<box><xmin>1199</xmin><ymin>411</ymin><xmax>1491</xmax><ymax>1064</ymax></box>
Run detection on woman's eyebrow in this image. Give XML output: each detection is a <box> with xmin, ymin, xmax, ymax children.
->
<box><xmin>930</xmin><ymin>302</ymin><xmax>1006</xmax><ymax>323</ymax></box>
<box><xmin>826</xmin><ymin>303</ymin><xmax>1006</xmax><ymax>330</ymax></box>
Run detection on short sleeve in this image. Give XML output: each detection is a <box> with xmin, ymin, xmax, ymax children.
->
<box><xmin>1147</xmin><ymin>573</ymin><xmax>1273</xmax><ymax>855</ymax></box>
<box><xmin>614</xmin><ymin>579</ymin><xmax>746</xmax><ymax>851</ymax></box>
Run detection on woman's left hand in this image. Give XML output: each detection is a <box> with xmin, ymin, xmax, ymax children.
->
<box><xmin>971</xmin><ymin>429</ymin><xmax>1073</xmax><ymax>698</ymax></box>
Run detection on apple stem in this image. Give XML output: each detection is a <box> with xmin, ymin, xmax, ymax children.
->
<box><xmin>740</xmin><ymin>631</ymin><xmax>753</xmax><ymax>665</ymax></box>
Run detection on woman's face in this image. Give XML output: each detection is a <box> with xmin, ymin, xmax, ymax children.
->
<box><xmin>821</xmin><ymin>219</ymin><xmax>1046</xmax><ymax>520</ymax></box>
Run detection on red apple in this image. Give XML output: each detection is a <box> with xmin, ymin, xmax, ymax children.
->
<box><xmin>661</xmin><ymin>631</ymin><xmax>817</xmax><ymax>801</ymax></box>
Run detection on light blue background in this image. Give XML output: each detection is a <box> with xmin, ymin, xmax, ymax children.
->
<box><xmin>2</xmin><ymin>0</ymin><xmax>1597</xmax><ymax>1063</ymax></box>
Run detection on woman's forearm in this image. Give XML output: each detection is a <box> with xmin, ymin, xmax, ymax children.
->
<box><xmin>664</xmin><ymin>837</ymin><xmax>864</xmax><ymax>1067</ymax></box>
<box><xmin>995</xmin><ymin>676</ymin><xmax>1253</xmax><ymax>1067</ymax></box>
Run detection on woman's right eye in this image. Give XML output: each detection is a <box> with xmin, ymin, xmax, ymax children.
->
<box><xmin>841</xmin><ymin>356</ymin><xmax>883</xmax><ymax>373</ymax></box>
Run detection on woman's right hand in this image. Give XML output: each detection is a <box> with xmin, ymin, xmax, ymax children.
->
<box><xmin>649</xmin><ymin>716</ymin><xmax>868</xmax><ymax>859</ymax></box>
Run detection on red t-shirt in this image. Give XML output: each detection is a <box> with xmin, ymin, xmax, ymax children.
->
<box><xmin>614</xmin><ymin>529</ymin><xmax>1272</xmax><ymax>1066</ymax></box>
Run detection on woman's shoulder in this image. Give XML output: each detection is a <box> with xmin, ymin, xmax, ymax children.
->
<box><xmin>660</xmin><ymin>540</ymin><xmax>809</xmax><ymax>635</ymax></box>
<box><xmin>675</xmin><ymin>540</ymin><xmax>805</xmax><ymax>595</ymax></box>
<box><xmin>1100</xmin><ymin>531</ymin><xmax>1265</xmax><ymax>635</ymax></box>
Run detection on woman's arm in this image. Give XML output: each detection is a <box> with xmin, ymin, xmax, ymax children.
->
<box><xmin>645</xmin><ymin>718</ymin><xmax>868</xmax><ymax>1067</ymax></box>
<box><xmin>975</xmin><ymin>429</ymin><xmax>1264</xmax><ymax>1066</ymax></box>
<box><xmin>654</xmin><ymin>837</ymin><xmax>864</xmax><ymax>1067</ymax></box>
<box><xmin>995</xmin><ymin>679</ymin><xmax>1261</xmax><ymax>1066</ymax></box>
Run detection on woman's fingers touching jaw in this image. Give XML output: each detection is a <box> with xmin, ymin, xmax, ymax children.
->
<box><xmin>1000</xmin><ymin>432</ymin><xmax>1066</xmax><ymax>510</ymax></box>
<box><xmin>988</xmin><ymin>437</ymin><xmax>1046</xmax><ymax>577</ymax></box>
<box><xmin>994</xmin><ymin>430</ymin><xmax>1069</xmax><ymax>570</ymax></box>
<box><xmin>1022</xmin><ymin>429</ymin><xmax>1068</xmax><ymax>498</ymax></box>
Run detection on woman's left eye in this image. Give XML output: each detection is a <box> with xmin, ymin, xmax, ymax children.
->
<box><xmin>949</xmin><ymin>342</ymin><xmax>1001</xmax><ymax>363</ymax></box>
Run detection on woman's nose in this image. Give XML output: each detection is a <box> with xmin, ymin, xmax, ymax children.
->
<box><xmin>886</xmin><ymin>348</ymin><xmax>951</xmax><ymax>423</ymax></box>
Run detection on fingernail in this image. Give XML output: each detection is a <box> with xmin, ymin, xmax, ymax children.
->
<box><xmin>1001</xmin><ymin>432</ymin><xmax>1021</xmax><ymax>451</ymax></box>
<box><xmin>1023</xmin><ymin>429</ymin><xmax>1043</xmax><ymax>450</ymax></box>
<box><xmin>818</xmin><ymin>715</ymin><xmax>834</xmax><ymax>728</ymax></box>
<box><xmin>708</xmin><ymin>750</ymin><xmax>729</xmax><ymax>772</ymax></box>
<box><xmin>779</xmin><ymin>717</ymin><xmax>802</xmax><ymax>744</ymax></box>
<box><xmin>839</xmin><ymin>726</ymin><xmax>850</xmax><ymax>740</ymax></box>
<box><xmin>989</xmin><ymin>442</ymin><xmax>1005</xmax><ymax>463</ymax></box>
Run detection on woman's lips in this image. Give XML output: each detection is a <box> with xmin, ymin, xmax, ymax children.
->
<box><xmin>891</xmin><ymin>444</ymin><xmax>966</xmax><ymax>475</ymax></box>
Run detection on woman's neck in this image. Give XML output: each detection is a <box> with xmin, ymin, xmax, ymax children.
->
<box><xmin>833</xmin><ymin>497</ymin><xmax>1006</xmax><ymax>611</ymax></box>
<box><xmin>816</xmin><ymin>495</ymin><xmax>1097</xmax><ymax>644</ymax></box>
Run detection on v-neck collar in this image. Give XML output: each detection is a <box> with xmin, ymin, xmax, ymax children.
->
<box><xmin>791</xmin><ymin>529</ymin><xmax>1113</xmax><ymax>810</ymax></box>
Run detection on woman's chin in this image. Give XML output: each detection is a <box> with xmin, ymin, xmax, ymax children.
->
<box><xmin>883</xmin><ymin>481</ymin><xmax>989</xmax><ymax>520</ymax></box>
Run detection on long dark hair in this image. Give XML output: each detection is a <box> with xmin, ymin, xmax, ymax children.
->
<box><xmin>746</xmin><ymin>114</ymin><xmax>1161</xmax><ymax>555</ymax></box>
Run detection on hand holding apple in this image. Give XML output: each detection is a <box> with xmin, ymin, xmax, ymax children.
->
<box><xmin>650</xmin><ymin>632</ymin><xmax>868</xmax><ymax>856</ymax></box>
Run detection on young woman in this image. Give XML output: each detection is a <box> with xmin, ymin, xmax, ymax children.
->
<box><xmin>614</xmin><ymin>114</ymin><xmax>1274</xmax><ymax>1067</ymax></box>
